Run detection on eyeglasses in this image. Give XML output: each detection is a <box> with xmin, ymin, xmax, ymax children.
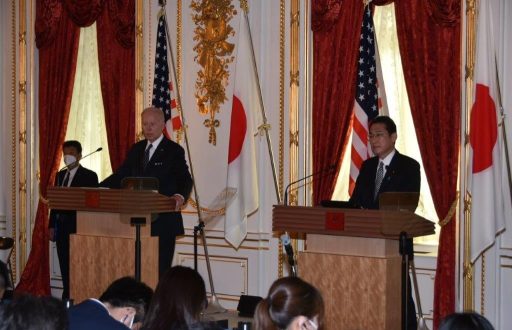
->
<box><xmin>368</xmin><ymin>131</ymin><xmax>388</xmax><ymax>139</ymax></box>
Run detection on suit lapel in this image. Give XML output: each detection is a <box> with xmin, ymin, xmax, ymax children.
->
<box><xmin>380</xmin><ymin>152</ymin><xmax>400</xmax><ymax>192</ymax></box>
<box><xmin>70</xmin><ymin>166</ymin><xmax>82</xmax><ymax>187</ymax></box>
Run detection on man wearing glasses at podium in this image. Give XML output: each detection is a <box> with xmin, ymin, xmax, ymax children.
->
<box><xmin>100</xmin><ymin>107</ymin><xmax>193</xmax><ymax>278</ymax></box>
<box><xmin>349</xmin><ymin>115</ymin><xmax>420</xmax><ymax>330</ymax></box>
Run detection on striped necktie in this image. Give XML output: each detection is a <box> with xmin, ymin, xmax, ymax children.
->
<box><xmin>374</xmin><ymin>161</ymin><xmax>384</xmax><ymax>200</ymax></box>
<box><xmin>62</xmin><ymin>171</ymin><xmax>70</xmax><ymax>187</ymax></box>
<box><xmin>143</xmin><ymin>144</ymin><xmax>153</xmax><ymax>169</ymax></box>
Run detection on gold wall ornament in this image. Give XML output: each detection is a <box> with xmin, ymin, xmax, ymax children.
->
<box><xmin>204</xmin><ymin>118</ymin><xmax>220</xmax><ymax>144</ymax></box>
<box><xmin>191</xmin><ymin>0</ymin><xmax>236</xmax><ymax>145</ymax></box>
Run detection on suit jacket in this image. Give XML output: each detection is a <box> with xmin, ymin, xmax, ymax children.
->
<box><xmin>68</xmin><ymin>299</ymin><xmax>129</xmax><ymax>330</ymax></box>
<box><xmin>49</xmin><ymin>165</ymin><xmax>99</xmax><ymax>231</ymax></box>
<box><xmin>349</xmin><ymin>150</ymin><xmax>420</xmax><ymax>210</ymax></box>
<box><xmin>100</xmin><ymin>137</ymin><xmax>193</xmax><ymax>236</ymax></box>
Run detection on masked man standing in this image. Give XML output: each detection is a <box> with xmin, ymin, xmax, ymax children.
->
<box><xmin>49</xmin><ymin>140</ymin><xmax>99</xmax><ymax>299</ymax></box>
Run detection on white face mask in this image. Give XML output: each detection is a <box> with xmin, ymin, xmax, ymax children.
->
<box><xmin>64</xmin><ymin>155</ymin><xmax>77</xmax><ymax>166</ymax></box>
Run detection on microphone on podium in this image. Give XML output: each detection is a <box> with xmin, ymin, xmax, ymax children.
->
<box><xmin>283</xmin><ymin>164</ymin><xmax>337</xmax><ymax>206</ymax></box>
<box><xmin>58</xmin><ymin>147</ymin><xmax>103</xmax><ymax>172</ymax></box>
<box><xmin>280</xmin><ymin>233</ymin><xmax>297</xmax><ymax>277</ymax></box>
<box><xmin>280</xmin><ymin>164</ymin><xmax>337</xmax><ymax>277</ymax></box>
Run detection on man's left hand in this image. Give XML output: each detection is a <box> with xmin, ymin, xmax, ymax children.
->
<box><xmin>171</xmin><ymin>194</ymin><xmax>185</xmax><ymax>211</ymax></box>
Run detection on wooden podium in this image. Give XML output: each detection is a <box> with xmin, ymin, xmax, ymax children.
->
<box><xmin>273</xmin><ymin>205</ymin><xmax>434</xmax><ymax>330</ymax></box>
<box><xmin>48</xmin><ymin>187</ymin><xmax>175</xmax><ymax>302</ymax></box>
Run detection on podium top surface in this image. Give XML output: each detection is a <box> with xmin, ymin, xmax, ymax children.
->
<box><xmin>48</xmin><ymin>187</ymin><xmax>175</xmax><ymax>214</ymax></box>
<box><xmin>272</xmin><ymin>205</ymin><xmax>435</xmax><ymax>239</ymax></box>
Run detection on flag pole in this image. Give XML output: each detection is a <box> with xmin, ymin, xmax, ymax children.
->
<box><xmin>241</xmin><ymin>2</ymin><xmax>282</xmax><ymax>204</ymax></box>
<box><xmin>159</xmin><ymin>0</ymin><xmax>226</xmax><ymax>313</ymax></box>
<box><xmin>494</xmin><ymin>57</ymin><xmax>512</xmax><ymax>207</ymax></box>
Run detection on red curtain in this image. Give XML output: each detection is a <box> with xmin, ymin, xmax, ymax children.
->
<box><xmin>16</xmin><ymin>1</ymin><xmax>80</xmax><ymax>295</ymax></box>
<box><xmin>16</xmin><ymin>0</ymin><xmax>134</xmax><ymax>295</ymax></box>
<box><xmin>394</xmin><ymin>0</ymin><xmax>461</xmax><ymax>328</ymax></box>
<box><xmin>311</xmin><ymin>0</ymin><xmax>365</xmax><ymax>205</ymax></box>
<box><xmin>97</xmin><ymin>0</ymin><xmax>136</xmax><ymax>170</ymax></box>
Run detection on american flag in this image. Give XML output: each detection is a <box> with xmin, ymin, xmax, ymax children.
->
<box><xmin>349</xmin><ymin>6</ymin><xmax>381</xmax><ymax>194</ymax></box>
<box><xmin>152</xmin><ymin>14</ymin><xmax>182</xmax><ymax>140</ymax></box>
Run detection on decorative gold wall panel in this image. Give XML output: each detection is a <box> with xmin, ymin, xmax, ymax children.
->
<box><xmin>10</xmin><ymin>0</ymin><xmax>18</xmax><ymax>280</ymax></box>
<box><xmin>463</xmin><ymin>0</ymin><xmax>476</xmax><ymax>311</ymax></box>
<box><xmin>135</xmin><ymin>0</ymin><xmax>144</xmax><ymax>138</ymax></box>
<box><xmin>18</xmin><ymin>0</ymin><xmax>28</xmax><ymax>274</ymax></box>
<box><xmin>191</xmin><ymin>0</ymin><xmax>236</xmax><ymax>145</ymax></box>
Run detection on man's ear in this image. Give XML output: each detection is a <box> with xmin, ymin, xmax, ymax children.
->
<box><xmin>391</xmin><ymin>132</ymin><xmax>397</xmax><ymax>143</ymax></box>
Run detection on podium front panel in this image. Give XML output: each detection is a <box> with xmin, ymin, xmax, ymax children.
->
<box><xmin>299</xmin><ymin>251</ymin><xmax>401</xmax><ymax>330</ymax></box>
<box><xmin>69</xmin><ymin>235</ymin><xmax>158</xmax><ymax>302</ymax></box>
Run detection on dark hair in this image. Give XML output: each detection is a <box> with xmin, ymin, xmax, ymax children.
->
<box><xmin>0</xmin><ymin>294</ymin><xmax>67</xmax><ymax>330</ymax></box>
<box><xmin>439</xmin><ymin>312</ymin><xmax>494</xmax><ymax>330</ymax></box>
<box><xmin>99</xmin><ymin>277</ymin><xmax>153</xmax><ymax>323</ymax></box>
<box><xmin>142</xmin><ymin>266</ymin><xmax>207</xmax><ymax>330</ymax></box>
<box><xmin>253</xmin><ymin>277</ymin><xmax>324</xmax><ymax>330</ymax></box>
<box><xmin>370</xmin><ymin>115</ymin><xmax>397</xmax><ymax>135</ymax></box>
<box><xmin>0</xmin><ymin>261</ymin><xmax>9</xmax><ymax>290</ymax></box>
<box><xmin>62</xmin><ymin>140</ymin><xmax>82</xmax><ymax>154</ymax></box>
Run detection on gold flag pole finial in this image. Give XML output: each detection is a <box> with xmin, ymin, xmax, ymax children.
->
<box><xmin>240</xmin><ymin>0</ymin><xmax>249</xmax><ymax>14</ymax></box>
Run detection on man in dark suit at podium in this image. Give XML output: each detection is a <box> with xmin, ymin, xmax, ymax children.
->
<box><xmin>349</xmin><ymin>116</ymin><xmax>420</xmax><ymax>330</ymax></box>
<box><xmin>101</xmin><ymin>107</ymin><xmax>193</xmax><ymax>277</ymax></box>
<box><xmin>49</xmin><ymin>140</ymin><xmax>99</xmax><ymax>299</ymax></box>
<box><xmin>349</xmin><ymin>116</ymin><xmax>420</xmax><ymax>210</ymax></box>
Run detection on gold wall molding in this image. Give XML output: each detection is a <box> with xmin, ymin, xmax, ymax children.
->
<box><xmin>135</xmin><ymin>0</ymin><xmax>144</xmax><ymax>136</ymax></box>
<box><xmin>278</xmin><ymin>0</ymin><xmax>286</xmax><ymax>278</ymax></box>
<box><xmin>18</xmin><ymin>81</ymin><xmax>26</xmax><ymax>94</ymax></box>
<box><xmin>191</xmin><ymin>0</ymin><xmax>236</xmax><ymax>145</ymax></box>
<box><xmin>290</xmin><ymin>70</ymin><xmax>299</xmax><ymax>87</ymax></box>
<box><xmin>289</xmin><ymin>130</ymin><xmax>298</xmax><ymax>147</ymax></box>
<box><xmin>463</xmin><ymin>0</ymin><xmax>476</xmax><ymax>311</ymax></box>
<box><xmin>18</xmin><ymin>0</ymin><xmax>28</xmax><ymax>275</ymax></box>
<box><xmin>480</xmin><ymin>253</ymin><xmax>486</xmax><ymax>315</ymax></box>
<box><xmin>10</xmin><ymin>0</ymin><xmax>18</xmax><ymax>282</ymax></box>
<box><xmin>177</xmin><ymin>0</ymin><xmax>182</xmax><ymax>90</ymax></box>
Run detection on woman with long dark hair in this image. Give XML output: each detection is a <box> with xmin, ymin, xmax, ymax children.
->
<box><xmin>141</xmin><ymin>266</ymin><xmax>208</xmax><ymax>330</ymax></box>
<box><xmin>253</xmin><ymin>277</ymin><xmax>324</xmax><ymax>330</ymax></box>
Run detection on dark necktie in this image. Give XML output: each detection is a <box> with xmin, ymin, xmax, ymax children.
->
<box><xmin>62</xmin><ymin>171</ymin><xmax>70</xmax><ymax>187</ymax></box>
<box><xmin>374</xmin><ymin>161</ymin><xmax>384</xmax><ymax>200</ymax></box>
<box><xmin>143</xmin><ymin>144</ymin><xmax>153</xmax><ymax>169</ymax></box>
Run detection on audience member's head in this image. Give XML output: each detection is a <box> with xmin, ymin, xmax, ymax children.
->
<box><xmin>142</xmin><ymin>266</ymin><xmax>207</xmax><ymax>330</ymax></box>
<box><xmin>253</xmin><ymin>277</ymin><xmax>324</xmax><ymax>330</ymax></box>
<box><xmin>0</xmin><ymin>294</ymin><xmax>67</xmax><ymax>330</ymax></box>
<box><xmin>99</xmin><ymin>277</ymin><xmax>153</xmax><ymax>329</ymax></box>
<box><xmin>439</xmin><ymin>312</ymin><xmax>494</xmax><ymax>330</ymax></box>
<box><xmin>0</xmin><ymin>261</ymin><xmax>10</xmax><ymax>300</ymax></box>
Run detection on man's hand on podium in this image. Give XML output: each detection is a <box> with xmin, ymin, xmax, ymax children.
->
<box><xmin>171</xmin><ymin>194</ymin><xmax>185</xmax><ymax>211</ymax></box>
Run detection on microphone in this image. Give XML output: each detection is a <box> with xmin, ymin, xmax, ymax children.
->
<box><xmin>283</xmin><ymin>164</ymin><xmax>337</xmax><ymax>205</ymax></box>
<box><xmin>280</xmin><ymin>233</ymin><xmax>297</xmax><ymax>277</ymax></box>
<box><xmin>58</xmin><ymin>147</ymin><xmax>103</xmax><ymax>172</ymax></box>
